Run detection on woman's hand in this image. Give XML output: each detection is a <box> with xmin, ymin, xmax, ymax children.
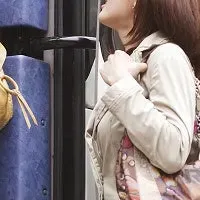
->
<box><xmin>100</xmin><ymin>50</ymin><xmax>147</xmax><ymax>85</ymax></box>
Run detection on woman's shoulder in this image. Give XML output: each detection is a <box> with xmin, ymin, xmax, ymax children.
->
<box><xmin>145</xmin><ymin>42</ymin><xmax>194</xmax><ymax>87</ymax></box>
<box><xmin>148</xmin><ymin>42</ymin><xmax>190</xmax><ymax>66</ymax></box>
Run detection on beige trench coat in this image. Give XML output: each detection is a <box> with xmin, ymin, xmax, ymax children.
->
<box><xmin>85</xmin><ymin>32</ymin><xmax>196</xmax><ymax>200</ymax></box>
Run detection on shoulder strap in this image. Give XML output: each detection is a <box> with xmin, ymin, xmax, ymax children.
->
<box><xmin>142</xmin><ymin>44</ymin><xmax>166</xmax><ymax>63</ymax></box>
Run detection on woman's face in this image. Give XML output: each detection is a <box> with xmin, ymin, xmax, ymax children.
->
<box><xmin>99</xmin><ymin>0</ymin><xmax>136</xmax><ymax>31</ymax></box>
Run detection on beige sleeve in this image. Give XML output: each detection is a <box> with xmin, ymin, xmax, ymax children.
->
<box><xmin>101</xmin><ymin>44</ymin><xmax>196</xmax><ymax>174</ymax></box>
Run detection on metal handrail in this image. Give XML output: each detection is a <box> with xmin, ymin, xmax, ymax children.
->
<box><xmin>31</xmin><ymin>36</ymin><xmax>96</xmax><ymax>50</ymax></box>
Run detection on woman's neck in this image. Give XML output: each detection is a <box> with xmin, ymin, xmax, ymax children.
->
<box><xmin>117</xmin><ymin>28</ymin><xmax>134</xmax><ymax>51</ymax></box>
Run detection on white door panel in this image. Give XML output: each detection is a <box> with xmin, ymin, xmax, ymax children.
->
<box><xmin>85</xmin><ymin>61</ymin><xmax>97</xmax><ymax>109</ymax></box>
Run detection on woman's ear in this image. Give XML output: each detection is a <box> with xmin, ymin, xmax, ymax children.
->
<box><xmin>132</xmin><ymin>0</ymin><xmax>137</xmax><ymax>9</ymax></box>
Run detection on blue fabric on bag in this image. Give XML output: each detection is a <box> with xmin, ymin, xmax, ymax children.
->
<box><xmin>0</xmin><ymin>55</ymin><xmax>51</xmax><ymax>200</ymax></box>
<box><xmin>0</xmin><ymin>0</ymin><xmax>48</xmax><ymax>31</ymax></box>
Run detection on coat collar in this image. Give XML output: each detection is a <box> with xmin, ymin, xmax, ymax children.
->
<box><xmin>134</xmin><ymin>31</ymin><xmax>169</xmax><ymax>53</ymax></box>
<box><xmin>130</xmin><ymin>31</ymin><xmax>169</xmax><ymax>62</ymax></box>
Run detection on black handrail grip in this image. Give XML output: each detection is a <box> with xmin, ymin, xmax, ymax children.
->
<box><xmin>31</xmin><ymin>36</ymin><xmax>96</xmax><ymax>51</ymax></box>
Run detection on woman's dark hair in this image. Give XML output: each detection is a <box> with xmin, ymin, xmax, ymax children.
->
<box><xmin>101</xmin><ymin>0</ymin><xmax>200</xmax><ymax>77</ymax></box>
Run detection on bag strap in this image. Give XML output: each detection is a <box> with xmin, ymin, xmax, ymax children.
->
<box><xmin>141</xmin><ymin>44</ymin><xmax>162</xmax><ymax>63</ymax></box>
<box><xmin>0</xmin><ymin>43</ymin><xmax>38</xmax><ymax>129</ymax></box>
<box><xmin>193</xmin><ymin>77</ymin><xmax>200</xmax><ymax>160</ymax></box>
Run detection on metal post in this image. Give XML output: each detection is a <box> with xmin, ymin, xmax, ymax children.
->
<box><xmin>54</xmin><ymin>0</ymin><xmax>64</xmax><ymax>199</ymax></box>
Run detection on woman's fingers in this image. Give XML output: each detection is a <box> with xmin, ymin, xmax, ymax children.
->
<box><xmin>128</xmin><ymin>63</ymin><xmax>147</xmax><ymax>79</ymax></box>
<box><xmin>138</xmin><ymin>63</ymin><xmax>148</xmax><ymax>73</ymax></box>
<box><xmin>100</xmin><ymin>50</ymin><xmax>148</xmax><ymax>85</ymax></box>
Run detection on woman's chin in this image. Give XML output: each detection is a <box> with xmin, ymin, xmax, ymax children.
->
<box><xmin>99</xmin><ymin>12</ymin><xmax>113</xmax><ymax>28</ymax></box>
<box><xmin>98</xmin><ymin>10</ymin><xmax>106</xmax><ymax>23</ymax></box>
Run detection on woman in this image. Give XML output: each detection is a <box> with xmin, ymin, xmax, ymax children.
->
<box><xmin>86</xmin><ymin>0</ymin><xmax>200</xmax><ymax>199</ymax></box>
